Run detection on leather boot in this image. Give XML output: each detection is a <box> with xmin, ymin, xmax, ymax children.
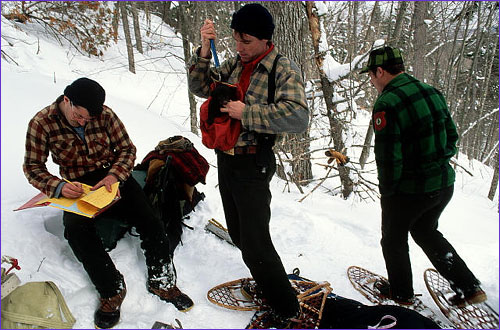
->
<box><xmin>148</xmin><ymin>260</ymin><xmax>193</xmax><ymax>311</ymax></box>
<box><xmin>94</xmin><ymin>280</ymin><xmax>127</xmax><ymax>329</ymax></box>
<box><xmin>148</xmin><ymin>284</ymin><xmax>194</xmax><ymax>311</ymax></box>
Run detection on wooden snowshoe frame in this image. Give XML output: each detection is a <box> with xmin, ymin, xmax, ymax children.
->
<box><xmin>347</xmin><ymin>265</ymin><xmax>450</xmax><ymax>328</ymax></box>
<box><xmin>347</xmin><ymin>265</ymin><xmax>388</xmax><ymax>304</ymax></box>
<box><xmin>207</xmin><ymin>277</ymin><xmax>332</xmax><ymax>328</ymax></box>
<box><xmin>424</xmin><ymin>268</ymin><xmax>499</xmax><ymax>329</ymax></box>
<box><xmin>207</xmin><ymin>278</ymin><xmax>260</xmax><ymax>311</ymax></box>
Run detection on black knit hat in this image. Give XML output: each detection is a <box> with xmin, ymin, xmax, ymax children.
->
<box><xmin>63</xmin><ymin>77</ymin><xmax>105</xmax><ymax>116</ymax></box>
<box><xmin>230</xmin><ymin>3</ymin><xmax>274</xmax><ymax>40</ymax></box>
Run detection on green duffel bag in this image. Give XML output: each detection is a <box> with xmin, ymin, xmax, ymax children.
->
<box><xmin>1</xmin><ymin>281</ymin><xmax>76</xmax><ymax>329</ymax></box>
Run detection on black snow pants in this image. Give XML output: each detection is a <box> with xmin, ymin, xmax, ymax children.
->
<box><xmin>217</xmin><ymin>148</ymin><xmax>300</xmax><ymax>318</ymax></box>
<box><xmin>63</xmin><ymin>168</ymin><xmax>172</xmax><ymax>298</ymax></box>
<box><xmin>380</xmin><ymin>185</ymin><xmax>481</xmax><ymax>300</ymax></box>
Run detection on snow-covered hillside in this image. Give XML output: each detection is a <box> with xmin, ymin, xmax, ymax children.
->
<box><xmin>1</xmin><ymin>11</ymin><xmax>498</xmax><ymax>329</ymax></box>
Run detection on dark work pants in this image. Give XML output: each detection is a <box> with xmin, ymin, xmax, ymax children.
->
<box><xmin>380</xmin><ymin>185</ymin><xmax>480</xmax><ymax>300</ymax></box>
<box><xmin>63</xmin><ymin>169</ymin><xmax>172</xmax><ymax>298</ymax></box>
<box><xmin>217</xmin><ymin>149</ymin><xmax>300</xmax><ymax>318</ymax></box>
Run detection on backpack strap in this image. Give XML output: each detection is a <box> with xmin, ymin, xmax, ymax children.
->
<box><xmin>258</xmin><ymin>54</ymin><xmax>283</xmax><ymax>150</ymax></box>
<box><xmin>267</xmin><ymin>54</ymin><xmax>282</xmax><ymax>104</ymax></box>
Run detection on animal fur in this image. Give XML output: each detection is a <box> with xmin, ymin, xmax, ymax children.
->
<box><xmin>325</xmin><ymin>149</ymin><xmax>349</xmax><ymax>166</ymax></box>
<box><xmin>207</xmin><ymin>84</ymin><xmax>238</xmax><ymax>125</ymax></box>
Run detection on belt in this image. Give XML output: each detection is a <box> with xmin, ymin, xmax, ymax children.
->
<box><xmin>101</xmin><ymin>161</ymin><xmax>112</xmax><ymax>169</ymax></box>
<box><xmin>223</xmin><ymin>145</ymin><xmax>258</xmax><ymax>156</ymax></box>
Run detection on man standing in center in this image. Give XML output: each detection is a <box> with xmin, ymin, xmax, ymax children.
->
<box><xmin>188</xmin><ymin>3</ymin><xmax>309</xmax><ymax>327</ymax></box>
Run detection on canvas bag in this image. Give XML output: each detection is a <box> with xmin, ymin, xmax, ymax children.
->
<box><xmin>1</xmin><ymin>257</ymin><xmax>76</xmax><ymax>329</ymax></box>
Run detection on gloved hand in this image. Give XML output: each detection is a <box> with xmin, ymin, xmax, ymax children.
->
<box><xmin>325</xmin><ymin>149</ymin><xmax>349</xmax><ymax>166</ymax></box>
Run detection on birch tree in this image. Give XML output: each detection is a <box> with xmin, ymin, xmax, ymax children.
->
<box><xmin>306</xmin><ymin>2</ymin><xmax>354</xmax><ymax>198</ymax></box>
<box><xmin>120</xmin><ymin>2</ymin><xmax>135</xmax><ymax>73</ymax></box>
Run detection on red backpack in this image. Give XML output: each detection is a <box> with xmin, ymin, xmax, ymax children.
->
<box><xmin>200</xmin><ymin>82</ymin><xmax>243</xmax><ymax>151</ymax></box>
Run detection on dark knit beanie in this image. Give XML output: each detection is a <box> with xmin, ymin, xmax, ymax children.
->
<box><xmin>230</xmin><ymin>3</ymin><xmax>274</xmax><ymax>40</ymax></box>
<box><xmin>63</xmin><ymin>77</ymin><xmax>105</xmax><ymax>116</ymax></box>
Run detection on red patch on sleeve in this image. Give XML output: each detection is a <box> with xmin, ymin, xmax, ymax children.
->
<box><xmin>374</xmin><ymin>111</ymin><xmax>387</xmax><ymax>131</ymax></box>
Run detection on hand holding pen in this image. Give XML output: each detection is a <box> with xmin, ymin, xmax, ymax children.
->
<box><xmin>61</xmin><ymin>178</ymin><xmax>84</xmax><ymax>199</ymax></box>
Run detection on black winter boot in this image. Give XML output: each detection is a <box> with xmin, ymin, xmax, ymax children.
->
<box><xmin>373</xmin><ymin>279</ymin><xmax>414</xmax><ymax>306</ymax></box>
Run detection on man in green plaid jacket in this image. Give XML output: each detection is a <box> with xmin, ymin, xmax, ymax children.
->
<box><xmin>361</xmin><ymin>46</ymin><xmax>486</xmax><ymax>307</ymax></box>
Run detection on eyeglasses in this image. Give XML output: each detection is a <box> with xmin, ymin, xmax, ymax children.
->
<box><xmin>71</xmin><ymin>102</ymin><xmax>95</xmax><ymax>122</ymax></box>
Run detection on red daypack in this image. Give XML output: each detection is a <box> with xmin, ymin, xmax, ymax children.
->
<box><xmin>200</xmin><ymin>82</ymin><xmax>243</xmax><ymax>151</ymax></box>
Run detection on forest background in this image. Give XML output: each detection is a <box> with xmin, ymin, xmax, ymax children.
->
<box><xmin>1</xmin><ymin>1</ymin><xmax>499</xmax><ymax>328</ymax></box>
<box><xmin>2</xmin><ymin>0</ymin><xmax>498</xmax><ymax>201</ymax></box>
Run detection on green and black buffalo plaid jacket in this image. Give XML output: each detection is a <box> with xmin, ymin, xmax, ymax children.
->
<box><xmin>372</xmin><ymin>73</ymin><xmax>458</xmax><ymax>196</ymax></box>
<box><xmin>23</xmin><ymin>95</ymin><xmax>136</xmax><ymax>198</ymax></box>
<box><xmin>188</xmin><ymin>47</ymin><xmax>308</xmax><ymax>147</ymax></box>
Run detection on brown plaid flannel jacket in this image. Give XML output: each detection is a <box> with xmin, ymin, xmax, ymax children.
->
<box><xmin>188</xmin><ymin>47</ymin><xmax>309</xmax><ymax>147</ymax></box>
<box><xmin>23</xmin><ymin>96</ymin><xmax>136</xmax><ymax>197</ymax></box>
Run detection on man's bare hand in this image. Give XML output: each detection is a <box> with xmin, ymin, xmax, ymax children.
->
<box><xmin>61</xmin><ymin>181</ymin><xmax>84</xmax><ymax>199</ymax></box>
<box><xmin>92</xmin><ymin>175</ymin><xmax>120</xmax><ymax>197</ymax></box>
<box><xmin>221</xmin><ymin>100</ymin><xmax>245</xmax><ymax>120</ymax></box>
<box><xmin>200</xmin><ymin>19</ymin><xmax>216</xmax><ymax>58</ymax></box>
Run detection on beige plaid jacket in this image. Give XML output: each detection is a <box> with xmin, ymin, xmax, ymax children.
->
<box><xmin>188</xmin><ymin>47</ymin><xmax>309</xmax><ymax>147</ymax></box>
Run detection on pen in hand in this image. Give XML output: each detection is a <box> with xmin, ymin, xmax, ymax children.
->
<box><xmin>62</xmin><ymin>178</ymin><xmax>84</xmax><ymax>198</ymax></box>
<box><xmin>62</xmin><ymin>178</ymin><xmax>77</xmax><ymax>186</ymax></box>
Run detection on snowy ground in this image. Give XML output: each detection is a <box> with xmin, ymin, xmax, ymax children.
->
<box><xmin>1</xmin><ymin>13</ymin><xmax>498</xmax><ymax>329</ymax></box>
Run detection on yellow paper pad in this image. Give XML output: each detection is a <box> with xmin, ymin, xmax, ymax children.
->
<box><xmin>32</xmin><ymin>182</ymin><xmax>119</xmax><ymax>218</ymax></box>
<box><xmin>76</xmin><ymin>200</ymin><xmax>100</xmax><ymax>216</ymax></box>
<box><xmin>35</xmin><ymin>184</ymin><xmax>92</xmax><ymax>207</ymax></box>
<box><xmin>80</xmin><ymin>182</ymin><xmax>119</xmax><ymax>208</ymax></box>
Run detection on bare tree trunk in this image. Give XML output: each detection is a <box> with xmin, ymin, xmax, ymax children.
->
<box><xmin>474</xmin><ymin>24</ymin><xmax>497</xmax><ymax>162</ymax></box>
<box><xmin>361</xmin><ymin>1</ymin><xmax>380</xmax><ymax>52</ymax></box>
<box><xmin>177</xmin><ymin>2</ymin><xmax>198</xmax><ymax>135</ymax></box>
<box><xmin>112</xmin><ymin>1</ymin><xmax>120</xmax><ymax>43</ymax></box>
<box><xmin>392</xmin><ymin>1</ymin><xmax>409</xmax><ymax>48</ymax></box>
<box><xmin>131</xmin><ymin>1</ymin><xmax>143</xmax><ymax>54</ymax></box>
<box><xmin>411</xmin><ymin>1</ymin><xmax>428</xmax><ymax>79</ymax></box>
<box><xmin>186</xmin><ymin>43</ymin><xmax>198</xmax><ymax>135</ymax></box>
<box><xmin>359</xmin><ymin>1</ymin><xmax>381</xmax><ymax>169</ymax></box>
<box><xmin>306</xmin><ymin>2</ymin><xmax>353</xmax><ymax>198</ymax></box>
<box><xmin>459</xmin><ymin>2</ymin><xmax>492</xmax><ymax>160</ymax></box>
<box><xmin>448</xmin><ymin>2</ymin><xmax>472</xmax><ymax>123</ymax></box>
<box><xmin>359</xmin><ymin>121</ymin><xmax>374</xmax><ymax>170</ymax></box>
<box><xmin>488</xmin><ymin>150</ymin><xmax>499</xmax><ymax>201</ymax></box>
<box><xmin>266</xmin><ymin>2</ymin><xmax>313</xmax><ymax>186</ymax></box>
<box><xmin>444</xmin><ymin>1</ymin><xmax>468</xmax><ymax>102</ymax></box>
<box><xmin>348</xmin><ymin>1</ymin><xmax>358</xmax><ymax>59</ymax></box>
<box><xmin>144</xmin><ymin>1</ymin><xmax>151</xmax><ymax>36</ymax></box>
<box><xmin>386</xmin><ymin>1</ymin><xmax>396</xmax><ymax>41</ymax></box>
<box><xmin>120</xmin><ymin>2</ymin><xmax>135</xmax><ymax>74</ymax></box>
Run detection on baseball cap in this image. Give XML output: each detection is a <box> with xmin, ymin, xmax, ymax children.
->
<box><xmin>360</xmin><ymin>46</ymin><xmax>404</xmax><ymax>73</ymax></box>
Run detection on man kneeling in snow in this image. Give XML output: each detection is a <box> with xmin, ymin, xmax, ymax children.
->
<box><xmin>22</xmin><ymin>77</ymin><xmax>193</xmax><ymax>329</ymax></box>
